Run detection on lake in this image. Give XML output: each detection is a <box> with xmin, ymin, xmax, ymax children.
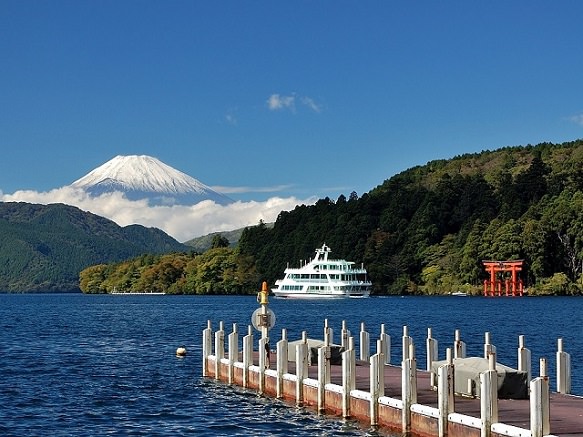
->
<box><xmin>1</xmin><ymin>294</ymin><xmax>581</xmax><ymax>436</ymax></box>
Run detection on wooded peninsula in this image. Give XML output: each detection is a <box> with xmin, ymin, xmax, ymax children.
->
<box><xmin>80</xmin><ymin>140</ymin><xmax>583</xmax><ymax>296</ymax></box>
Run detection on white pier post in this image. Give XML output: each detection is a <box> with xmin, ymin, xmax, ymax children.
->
<box><xmin>370</xmin><ymin>349</ymin><xmax>385</xmax><ymax>426</ymax></box>
<box><xmin>480</xmin><ymin>352</ymin><xmax>498</xmax><ymax>437</ymax></box>
<box><xmin>276</xmin><ymin>328</ymin><xmax>288</xmax><ymax>399</ymax></box>
<box><xmin>454</xmin><ymin>329</ymin><xmax>466</xmax><ymax>359</ymax></box>
<box><xmin>296</xmin><ymin>332</ymin><xmax>308</xmax><ymax>406</ymax></box>
<box><xmin>214</xmin><ymin>321</ymin><xmax>225</xmax><ymax>381</ymax></box>
<box><xmin>227</xmin><ymin>323</ymin><xmax>238</xmax><ymax>384</ymax></box>
<box><xmin>402</xmin><ymin>325</ymin><xmax>412</xmax><ymax>361</ymax></box>
<box><xmin>202</xmin><ymin>320</ymin><xmax>212</xmax><ymax>377</ymax></box>
<box><xmin>484</xmin><ymin>332</ymin><xmax>496</xmax><ymax>359</ymax></box>
<box><xmin>360</xmin><ymin>322</ymin><xmax>370</xmax><ymax>362</ymax></box>
<box><xmin>438</xmin><ymin>348</ymin><xmax>454</xmax><ymax>437</ymax></box>
<box><xmin>518</xmin><ymin>335</ymin><xmax>531</xmax><ymax>383</ymax></box>
<box><xmin>557</xmin><ymin>338</ymin><xmax>571</xmax><ymax>394</ymax></box>
<box><xmin>242</xmin><ymin>325</ymin><xmax>253</xmax><ymax>388</ymax></box>
<box><xmin>341</xmin><ymin>320</ymin><xmax>350</xmax><ymax>350</ymax></box>
<box><xmin>427</xmin><ymin>327</ymin><xmax>438</xmax><ymax>387</ymax></box>
<box><xmin>530</xmin><ymin>358</ymin><xmax>550</xmax><ymax>437</ymax></box>
<box><xmin>342</xmin><ymin>341</ymin><xmax>356</xmax><ymax>418</ymax></box>
<box><xmin>324</xmin><ymin>318</ymin><xmax>334</xmax><ymax>345</ymax></box>
<box><xmin>402</xmin><ymin>343</ymin><xmax>417</xmax><ymax>434</ymax></box>
<box><xmin>317</xmin><ymin>342</ymin><xmax>331</xmax><ymax>413</ymax></box>
<box><xmin>379</xmin><ymin>323</ymin><xmax>391</xmax><ymax>364</ymax></box>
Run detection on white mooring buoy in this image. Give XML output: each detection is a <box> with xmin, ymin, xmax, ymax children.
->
<box><xmin>176</xmin><ymin>346</ymin><xmax>187</xmax><ymax>357</ymax></box>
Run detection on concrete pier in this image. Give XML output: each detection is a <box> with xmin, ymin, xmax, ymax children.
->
<box><xmin>203</xmin><ymin>320</ymin><xmax>581</xmax><ymax>437</ymax></box>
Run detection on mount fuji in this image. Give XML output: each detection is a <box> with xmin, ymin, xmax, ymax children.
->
<box><xmin>70</xmin><ymin>155</ymin><xmax>233</xmax><ymax>206</ymax></box>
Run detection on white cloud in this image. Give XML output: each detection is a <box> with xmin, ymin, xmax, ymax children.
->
<box><xmin>1</xmin><ymin>187</ymin><xmax>316</xmax><ymax>243</ymax></box>
<box><xmin>225</xmin><ymin>107</ymin><xmax>238</xmax><ymax>125</ymax></box>
<box><xmin>569</xmin><ymin>113</ymin><xmax>583</xmax><ymax>126</ymax></box>
<box><xmin>267</xmin><ymin>93</ymin><xmax>296</xmax><ymax>111</ymax></box>
<box><xmin>211</xmin><ymin>184</ymin><xmax>295</xmax><ymax>194</ymax></box>
<box><xmin>266</xmin><ymin>93</ymin><xmax>322</xmax><ymax>113</ymax></box>
<box><xmin>301</xmin><ymin>96</ymin><xmax>322</xmax><ymax>113</ymax></box>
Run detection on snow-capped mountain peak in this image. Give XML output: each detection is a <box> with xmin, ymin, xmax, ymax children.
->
<box><xmin>70</xmin><ymin>155</ymin><xmax>233</xmax><ymax>206</ymax></box>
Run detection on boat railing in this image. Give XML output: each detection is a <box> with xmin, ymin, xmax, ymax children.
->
<box><xmin>289</xmin><ymin>278</ymin><xmax>330</xmax><ymax>283</ymax></box>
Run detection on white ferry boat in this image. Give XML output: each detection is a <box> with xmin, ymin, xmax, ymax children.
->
<box><xmin>271</xmin><ymin>244</ymin><xmax>371</xmax><ymax>299</ymax></box>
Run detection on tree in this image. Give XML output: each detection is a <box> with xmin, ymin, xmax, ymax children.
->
<box><xmin>541</xmin><ymin>191</ymin><xmax>583</xmax><ymax>281</ymax></box>
<box><xmin>211</xmin><ymin>234</ymin><xmax>230</xmax><ymax>249</ymax></box>
<box><xmin>459</xmin><ymin>220</ymin><xmax>487</xmax><ymax>285</ymax></box>
<box><xmin>535</xmin><ymin>272</ymin><xmax>570</xmax><ymax>296</ymax></box>
<box><xmin>489</xmin><ymin>219</ymin><xmax>522</xmax><ymax>261</ymax></box>
<box><xmin>521</xmin><ymin>218</ymin><xmax>549</xmax><ymax>283</ymax></box>
<box><xmin>515</xmin><ymin>152</ymin><xmax>549</xmax><ymax>205</ymax></box>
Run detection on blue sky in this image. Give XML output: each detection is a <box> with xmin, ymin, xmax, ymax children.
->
<box><xmin>1</xmin><ymin>1</ymin><xmax>583</xmax><ymax>240</ymax></box>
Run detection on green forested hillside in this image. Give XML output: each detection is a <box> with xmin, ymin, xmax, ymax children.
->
<box><xmin>239</xmin><ymin>140</ymin><xmax>583</xmax><ymax>295</ymax></box>
<box><xmin>0</xmin><ymin>202</ymin><xmax>188</xmax><ymax>292</ymax></box>
<box><xmin>79</xmin><ymin>247</ymin><xmax>258</xmax><ymax>294</ymax></box>
<box><xmin>80</xmin><ymin>139</ymin><xmax>583</xmax><ymax>296</ymax></box>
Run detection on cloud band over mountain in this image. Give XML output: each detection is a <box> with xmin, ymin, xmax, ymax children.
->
<box><xmin>0</xmin><ymin>155</ymin><xmax>317</xmax><ymax>242</ymax></box>
<box><xmin>1</xmin><ymin>187</ymin><xmax>315</xmax><ymax>242</ymax></box>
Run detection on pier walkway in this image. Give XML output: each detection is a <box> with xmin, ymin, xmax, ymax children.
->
<box><xmin>202</xmin><ymin>321</ymin><xmax>582</xmax><ymax>437</ymax></box>
<box><xmin>318</xmin><ymin>358</ymin><xmax>583</xmax><ymax>436</ymax></box>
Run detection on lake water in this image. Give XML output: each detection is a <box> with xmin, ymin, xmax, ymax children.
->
<box><xmin>1</xmin><ymin>294</ymin><xmax>581</xmax><ymax>436</ymax></box>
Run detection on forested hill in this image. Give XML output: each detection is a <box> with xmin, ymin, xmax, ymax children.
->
<box><xmin>239</xmin><ymin>139</ymin><xmax>583</xmax><ymax>295</ymax></box>
<box><xmin>0</xmin><ymin>202</ymin><xmax>188</xmax><ymax>292</ymax></box>
<box><xmin>79</xmin><ymin>139</ymin><xmax>583</xmax><ymax>296</ymax></box>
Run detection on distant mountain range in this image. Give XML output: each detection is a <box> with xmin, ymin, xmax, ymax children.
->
<box><xmin>0</xmin><ymin>155</ymin><xmax>250</xmax><ymax>291</ymax></box>
<box><xmin>0</xmin><ymin>202</ymin><xmax>188</xmax><ymax>292</ymax></box>
<box><xmin>71</xmin><ymin>155</ymin><xmax>233</xmax><ymax>206</ymax></box>
<box><xmin>183</xmin><ymin>222</ymin><xmax>274</xmax><ymax>252</ymax></box>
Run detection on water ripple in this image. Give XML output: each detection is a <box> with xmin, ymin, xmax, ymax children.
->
<box><xmin>1</xmin><ymin>294</ymin><xmax>581</xmax><ymax>436</ymax></box>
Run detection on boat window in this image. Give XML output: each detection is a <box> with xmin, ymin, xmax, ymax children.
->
<box><xmin>282</xmin><ymin>285</ymin><xmax>304</xmax><ymax>291</ymax></box>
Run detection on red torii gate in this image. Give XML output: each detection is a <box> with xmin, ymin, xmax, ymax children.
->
<box><xmin>482</xmin><ymin>260</ymin><xmax>524</xmax><ymax>297</ymax></box>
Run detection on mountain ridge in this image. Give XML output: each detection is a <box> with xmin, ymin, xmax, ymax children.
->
<box><xmin>0</xmin><ymin>201</ymin><xmax>189</xmax><ymax>292</ymax></box>
<box><xmin>70</xmin><ymin>155</ymin><xmax>233</xmax><ymax>206</ymax></box>
<box><xmin>183</xmin><ymin>222</ymin><xmax>274</xmax><ymax>252</ymax></box>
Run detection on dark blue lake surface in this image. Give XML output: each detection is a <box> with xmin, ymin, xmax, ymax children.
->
<box><xmin>1</xmin><ymin>294</ymin><xmax>581</xmax><ymax>436</ymax></box>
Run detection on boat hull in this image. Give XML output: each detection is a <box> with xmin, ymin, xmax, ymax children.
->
<box><xmin>272</xmin><ymin>290</ymin><xmax>370</xmax><ymax>299</ymax></box>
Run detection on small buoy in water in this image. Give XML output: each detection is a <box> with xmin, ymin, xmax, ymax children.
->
<box><xmin>176</xmin><ymin>346</ymin><xmax>187</xmax><ymax>357</ymax></box>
